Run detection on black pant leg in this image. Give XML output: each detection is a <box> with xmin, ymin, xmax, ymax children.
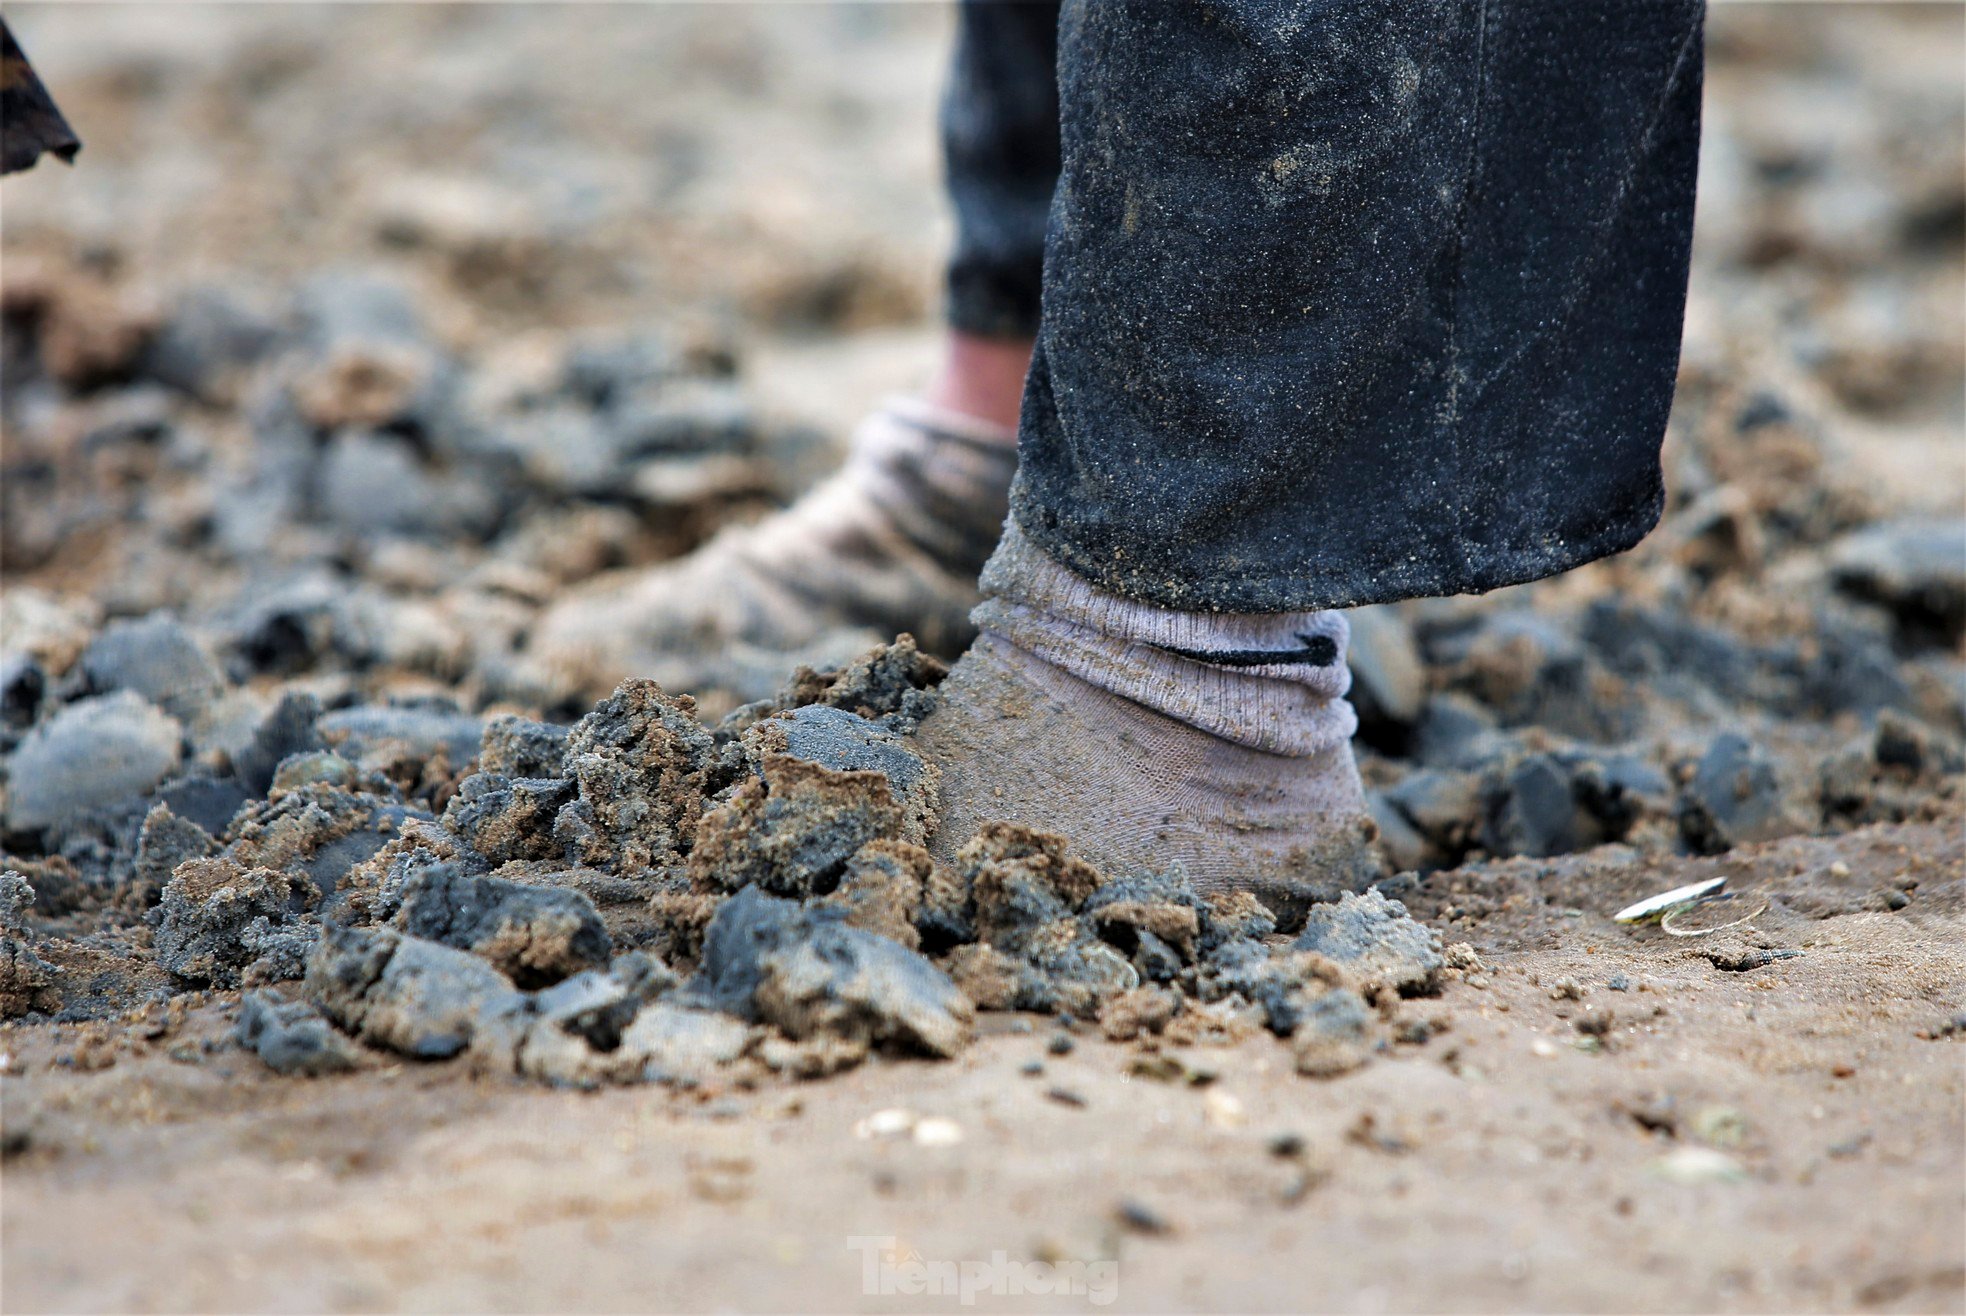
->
<box><xmin>942</xmin><ymin>0</ymin><xmax>1064</xmax><ymax>340</ymax></box>
<box><xmin>1012</xmin><ymin>0</ymin><xmax>1705</xmax><ymax>612</ymax></box>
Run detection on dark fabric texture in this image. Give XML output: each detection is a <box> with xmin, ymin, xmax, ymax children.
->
<box><xmin>942</xmin><ymin>0</ymin><xmax>1063</xmax><ymax>339</ymax></box>
<box><xmin>945</xmin><ymin>0</ymin><xmax>1705</xmax><ymax>612</ymax></box>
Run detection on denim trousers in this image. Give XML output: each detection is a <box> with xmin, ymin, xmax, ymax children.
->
<box><xmin>943</xmin><ymin>0</ymin><xmax>1705</xmax><ymax>612</ymax></box>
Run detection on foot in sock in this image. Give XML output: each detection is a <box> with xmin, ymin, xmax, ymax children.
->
<box><xmin>522</xmin><ymin>397</ymin><xmax>1018</xmax><ymax>705</ymax></box>
<box><xmin>915</xmin><ymin>522</ymin><xmax>1381</xmax><ymax>927</ymax></box>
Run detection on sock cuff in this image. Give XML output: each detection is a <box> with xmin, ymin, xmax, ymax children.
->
<box><xmin>974</xmin><ymin>520</ymin><xmax>1355</xmax><ymax>755</ymax></box>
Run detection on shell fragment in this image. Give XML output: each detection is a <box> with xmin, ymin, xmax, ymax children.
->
<box><xmin>1613</xmin><ymin>877</ymin><xmax>1728</xmax><ymax>925</ymax></box>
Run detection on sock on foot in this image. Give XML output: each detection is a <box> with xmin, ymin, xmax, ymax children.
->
<box><xmin>523</xmin><ymin>399</ymin><xmax>1018</xmax><ymax>702</ymax></box>
<box><xmin>917</xmin><ymin>520</ymin><xmax>1379</xmax><ymax>924</ymax></box>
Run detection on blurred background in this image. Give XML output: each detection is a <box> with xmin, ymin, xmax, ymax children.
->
<box><xmin>1</xmin><ymin>2</ymin><xmax>1961</xmax><ymax>859</ymax></box>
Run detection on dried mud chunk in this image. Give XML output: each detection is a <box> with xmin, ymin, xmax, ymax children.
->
<box><xmin>126</xmin><ymin>803</ymin><xmax>214</xmax><ymax>909</ymax></box>
<box><xmin>1197</xmin><ymin>889</ymin><xmax>1277</xmax><ymax>954</ymax></box>
<box><xmin>478</xmin><ymin>715</ymin><xmax>570</xmax><ymax>779</ymax></box>
<box><xmin>78</xmin><ymin>613</ymin><xmax>226</xmax><ymax>722</ymax></box>
<box><xmin>556</xmin><ymin>679</ymin><xmax>715</xmax><ymax>872</ymax></box>
<box><xmin>818</xmin><ymin>840</ymin><xmax>933</xmax><ymax>950</ymax></box>
<box><xmin>690</xmin><ymin>887</ymin><xmax>971</xmax><ymax>1058</ymax></box>
<box><xmin>235</xmin><ymin>990</ymin><xmax>363</xmax><ymax>1076</ymax></box>
<box><xmin>333</xmin><ymin>819</ymin><xmax>465</xmax><ymax>924</ymax></box>
<box><xmin>689</xmin><ymin>756</ymin><xmax>905</xmax><ymax>898</ymax></box>
<box><xmin>1098</xmin><ymin>985</ymin><xmax>1180</xmax><ymax>1042</ymax></box>
<box><xmin>1677</xmin><ymin>734</ymin><xmax>1794</xmax><ymax>854</ymax></box>
<box><xmin>154</xmin><ymin>858</ymin><xmax>313</xmax><ymax>988</ymax></box>
<box><xmin>962</xmin><ymin>824</ymin><xmax>1104</xmax><ymax>949</ymax></box>
<box><xmin>4</xmin><ymin>691</ymin><xmax>182</xmax><ymax>833</ymax></box>
<box><xmin>443</xmin><ymin>772</ymin><xmax>574</xmax><ymax>865</ymax></box>
<box><xmin>942</xmin><ymin>942</ymin><xmax>1027</xmax><ymax>1012</ymax></box>
<box><xmin>0</xmin><ymin>879</ymin><xmax>58</xmax><ymax>1017</ymax></box>
<box><xmin>1292</xmin><ymin>890</ymin><xmax>1443</xmax><ymax>999</ymax></box>
<box><xmin>610</xmin><ymin>1003</ymin><xmax>754</xmax><ymax>1085</ymax></box>
<box><xmin>225</xmin><ymin>785</ymin><xmax>431</xmax><ymax>899</ymax></box>
<box><xmin>749</xmin><ymin>704</ymin><xmax>938</xmax><ymax>843</ymax></box>
<box><xmin>306</xmin><ymin>923</ymin><xmax>525</xmax><ymax>1060</ymax></box>
<box><xmin>1292</xmin><ymin>987</ymin><xmax>1376</xmax><ymax>1079</ymax></box>
<box><xmin>774</xmin><ymin>637</ymin><xmax>948</xmax><ymax>732</ymax></box>
<box><xmin>230</xmin><ymin>691</ymin><xmax>324</xmax><ymax>796</ymax></box>
<box><xmin>393</xmin><ymin>863</ymin><xmax>610</xmax><ymax>988</ymax></box>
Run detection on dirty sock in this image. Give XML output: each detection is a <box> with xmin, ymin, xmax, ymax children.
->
<box><xmin>524</xmin><ymin>399</ymin><xmax>1018</xmax><ymax>702</ymax></box>
<box><xmin>916</xmin><ymin>522</ymin><xmax>1379</xmax><ymax>925</ymax></box>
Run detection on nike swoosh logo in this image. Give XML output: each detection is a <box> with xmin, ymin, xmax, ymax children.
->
<box><xmin>1150</xmin><ymin>632</ymin><xmax>1339</xmax><ymax>668</ymax></box>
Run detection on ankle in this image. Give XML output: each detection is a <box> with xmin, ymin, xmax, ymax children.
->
<box><xmin>924</xmin><ymin>332</ymin><xmax>1035</xmax><ymax>434</ymax></box>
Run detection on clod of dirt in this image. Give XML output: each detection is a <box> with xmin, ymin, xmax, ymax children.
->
<box><xmin>223</xmin><ymin>785</ymin><xmax>432</xmax><ymax>901</ymax></box>
<box><xmin>1291</xmin><ymin>987</ymin><xmax>1377</xmax><ymax>1078</ymax></box>
<box><xmin>3</xmin><ymin>691</ymin><xmax>182</xmax><ymax>833</ymax></box>
<box><xmin>816</xmin><ymin>839</ymin><xmax>936</xmax><ymax>950</ymax></box>
<box><xmin>77</xmin><ymin>613</ymin><xmax>226</xmax><ymax>723</ymax></box>
<box><xmin>317</xmin><ymin>704</ymin><xmax>484</xmax><ymax>766</ymax></box>
<box><xmin>1678</xmin><ymin>734</ymin><xmax>1794</xmax><ymax>853</ymax></box>
<box><xmin>554</xmin><ymin>680</ymin><xmax>717</xmax><ymax>872</ymax></box>
<box><xmin>478</xmin><ymin>715</ymin><xmax>570</xmax><ymax>778</ymax></box>
<box><xmin>766</xmin><ymin>635</ymin><xmax>947</xmax><ymax>733</ymax></box>
<box><xmin>751</xmin><ymin>704</ymin><xmax>938</xmax><ymax>842</ymax></box>
<box><xmin>229</xmin><ymin>691</ymin><xmax>324</xmax><ymax>796</ymax></box>
<box><xmin>1827</xmin><ymin>517</ymin><xmax>1966</xmax><ymax>648</ymax></box>
<box><xmin>689</xmin><ymin>754</ymin><xmax>908</xmax><ymax>898</ymax></box>
<box><xmin>688</xmin><ymin>886</ymin><xmax>972</xmax><ymax>1058</ymax></box>
<box><xmin>307</xmin><ymin>923</ymin><xmax>525</xmax><ymax>1060</ymax></box>
<box><xmin>0</xmin><ymin>872</ymin><xmax>59</xmax><ymax>1017</ymax></box>
<box><xmin>127</xmin><ymin>803</ymin><xmax>214</xmax><ymax>909</ymax></box>
<box><xmin>392</xmin><ymin>863</ymin><xmax>610</xmax><ymax>988</ymax></box>
<box><xmin>442</xmin><ymin>772</ymin><xmax>575</xmax><ymax>866</ymax></box>
<box><xmin>153</xmin><ymin>858</ymin><xmax>316</xmax><ymax>988</ymax></box>
<box><xmin>1292</xmin><ymin>889</ymin><xmax>1443</xmax><ymax>999</ymax></box>
<box><xmin>234</xmin><ymin>990</ymin><xmax>364</xmax><ymax>1076</ymax></box>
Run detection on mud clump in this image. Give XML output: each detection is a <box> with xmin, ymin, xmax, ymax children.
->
<box><xmin>688</xmin><ymin>886</ymin><xmax>972</xmax><ymax>1058</ymax></box>
<box><xmin>235</xmin><ymin>990</ymin><xmax>364</xmax><ymax>1076</ymax></box>
<box><xmin>393</xmin><ymin>864</ymin><xmax>610</xmax><ymax>988</ymax></box>
<box><xmin>1292</xmin><ymin>890</ymin><xmax>1444</xmax><ymax>999</ymax></box>
<box><xmin>153</xmin><ymin>859</ymin><xmax>316</xmax><ymax>988</ymax></box>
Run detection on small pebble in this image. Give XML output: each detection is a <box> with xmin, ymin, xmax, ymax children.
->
<box><xmin>1046</xmin><ymin>1086</ymin><xmax>1088</xmax><ymax>1108</ymax></box>
<box><xmin>1650</xmin><ymin>1146</ymin><xmax>1746</xmax><ymax>1184</ymax></box>
<box><xmin>1019</xmin><ymin>1059</ymin><xmax>1044</xmax><ymax>1077</ymax></box>
<box><xmin>1202</xmin><ymin>1090</ymin><xmax>1244</xmax><ymax>1129</ymax></box>
<box><xmin>1047</xmin><ymin>1033</ymin><xmax>1075</xmax><ymax>1056</ymax></box>
<box><xmin>1114</xmin><ymin>1199</ymin><xmax>1172</xmax><ymax>1235</ymax></box>
<box><xmin>912</xmin><ymin>1117</ymin><xmax>964</xmax><ymax>1148</ymax></box>
<box><xmin>853</xmin><ymin>1107</ymin><xmax>915</xmax><ymax>1139</ymax></box>
<box><xmin>1267</xmin><ymin>1132</ymin><xmax>1307</xmax><ymax>1159</ymax></box>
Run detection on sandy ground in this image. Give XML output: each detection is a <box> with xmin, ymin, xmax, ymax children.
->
<box><xmin>5</xmin><ymin>824</ymin><xmax>1962</xmax><ymax>1313</ymax></box>
<box><xmin>1</xmin><ymin>4</ymin><xmax>1962</xmax><ymax>1313</ymax></box>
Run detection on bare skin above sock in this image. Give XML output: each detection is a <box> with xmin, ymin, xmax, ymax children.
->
<box><xmin>524</xmin><ymin>398</ymin><xmax>1017</xmax><ymax>702</ymax></box>
<box><xmin>915</xmin><ymin>521</ymin><xmax>1380</xmax><ymax>926</ymax></box>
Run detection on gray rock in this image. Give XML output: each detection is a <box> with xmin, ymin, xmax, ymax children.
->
<box><xmin>1829</xmin><ymin>518</ymin><xmax>1966</xmax><ymax>647</ymax></box>
<box><xmin>1293</xmin><ymin>889</ymin><xmax>1443</xmax><ymax>998</ymax></box>
<box><xmin>235</xmin><ymin>990</ymin><xmax>363</xmax><ymax>1076</ymax></box>
<box><xmin>689</xmin><ymin>887</ymin><xmax>972</xmax><ymax>1057</ymax></box>
<box><xmin>154</xmin><ymin>860</ymin><xmax>310</xmax><ymax>988</ymax></box>
<box><xmin>1</xmin><ymin>652</ymin><xmax>45</xmax><ymax>732</ymax></box>
<box><xmin>1347</xmin><ymin>605</ymin><xmax>1427</xmax><ymax>732</ymax></box>
<box><xmin>1678</xmin><ymin>733</ymin><xmax>1793</xmax><ymax>854</ymax></box>
<box><xmin>317</xmin><ymin>704</ymin><xmax>484</xmax><ymax>766</ymax></box>
<box><xmin>5</xmin><ymin>692</ymin><xmax>182</xmax><ymax>832</ymax></box>
<box><xmin>231</xmin><ymin>691</ymin><xmax>324</xmax><ymax>796</ymax></box>
<box><xmin>1483</xmin><ymin>754</ymin><xmax>1585</xmax><ymax>858</ymax></box>
<box><xmin>79</xmin><ymin>614</ymin><xmax>226</xmax><ymax>722</ymax></box>
<box><xmin>140</xmin><ymin>285</ymin><xmax>283</xmax><ymax>400</ymax></box>
<box><xmin>392</xmin><ymin>864</ymin><xmax>610</xmax><ymax>988</ymax></box>
<box><xmin>306</xmin><ymin>924</ymin><xmax>525</xmax><ymax>1061</ymax></box>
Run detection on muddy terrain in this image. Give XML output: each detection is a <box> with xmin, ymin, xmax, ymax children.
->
<box><xmin>1</xmin><ymin>5</ymin><xmax>1961</xmax><ymax>1313</ymax></box>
